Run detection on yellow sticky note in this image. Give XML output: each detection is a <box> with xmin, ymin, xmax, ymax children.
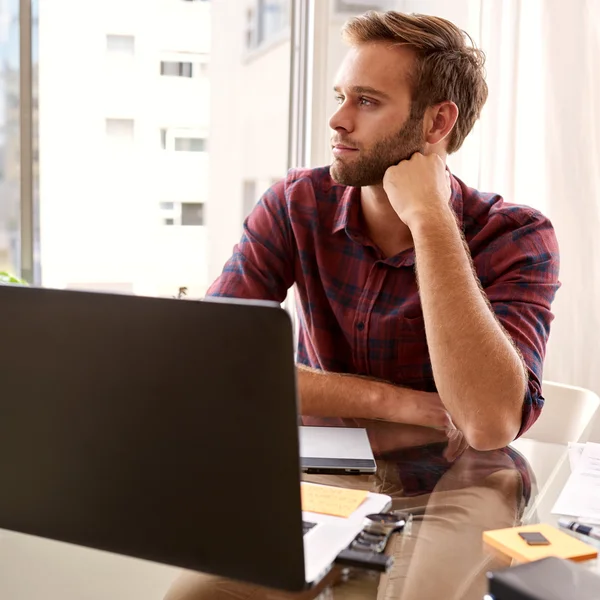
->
<box><xmin>483</xmin><ymin>523</ymin><xmax>598</xmax><ymax>563</ymax></box>
<box><xmin>301</xmin><ymin>482</ymin><xmax>369</xmax><ymax>518</ymax></box>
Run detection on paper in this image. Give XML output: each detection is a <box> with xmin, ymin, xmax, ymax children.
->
<box><xmin>552</xmin><ymin>442</ymin><xmax>600</xmax><ymax>519</ymax></box>
<box><xmin>301</xmin><ymin>482</ymin><xmax>368</xmax><ymax>518</ymax></box>
<box><xmin>568</xmin><ymin>442</ymin><xmax>585</xmax><ymax>472</ymax></box>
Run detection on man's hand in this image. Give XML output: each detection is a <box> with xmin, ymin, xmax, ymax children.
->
<box><xmin>379</xmin><ymin>385</ymin><xmax>453</xmax><ymax>430</ymax></box>
<box><xmin>382</xmin><ymin>152</ymin><xmax>451</xmax><ymax>228</ymax></box>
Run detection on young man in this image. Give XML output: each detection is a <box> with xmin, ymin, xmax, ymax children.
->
<box><xmin>204</xmin><ymin>11</ymin><xmax>559</xmax><ymax>451</ymax></box>
<box><xmin>165</xmin><ymin>10</ymin><xmax>559</xmax><ymax>600</ymax></box>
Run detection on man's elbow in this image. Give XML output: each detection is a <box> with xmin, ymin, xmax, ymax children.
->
<box><xmin>463</xmin><ymin>411</ymin><xmax>522</xmax><ymax>451</ymax></box>
<box><xmin>466</xmin><ymin>428</ymin><xmax>516</xmax><ymax>452</ymax></box>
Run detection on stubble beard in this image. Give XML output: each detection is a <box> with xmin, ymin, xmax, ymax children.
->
<box><xmin>330</xmin><ymin>114</ymin><xmax>426</xmax><ymax>187</ymax></box>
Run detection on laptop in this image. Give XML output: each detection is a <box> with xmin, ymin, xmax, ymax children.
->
<box><xmin>0</xmin><ymin>285</ymin><xmax>390</xmax><ymax>592</ymax></box>
<box><xmin>299</xmin><ymin>426</ymin><xmax>377</xmax><ymax>474</ymax></box>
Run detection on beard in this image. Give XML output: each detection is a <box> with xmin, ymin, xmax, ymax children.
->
<box><xmin>330</xmin><ymin>114</ymin><xmax>425</xmax><ymax>187</ymax></box>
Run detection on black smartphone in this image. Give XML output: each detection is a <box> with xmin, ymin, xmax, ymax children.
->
<box><xmin>518</xmin><ymin>531</ymin><xmax>551</xmax><ymax>546</ymax></box>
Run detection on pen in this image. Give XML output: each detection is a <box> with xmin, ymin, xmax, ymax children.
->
<box><xmin>558</xmin><ymin>518</ymin><xmax>600</xmax><ymax>541</ymax></box>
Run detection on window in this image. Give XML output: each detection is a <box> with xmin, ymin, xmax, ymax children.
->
<box><xmin>106</xmin><ymin>34</ymin><xmax>135</xmax><ymax>55</ymax></box>
<box><xmin>246</xmin><ymin>1</ymin><xmax>290</xmax><ymax>50</ymax></box>
<box><xmin>0</xmin><ymin>0</ymin><xmax>21</xmax><ymax>279</ymax></box>
<box><xmin>38</xmin><ymin>0</ymin><xmax>289</xmax><ymax>300</ymax></box>
<box><xmin>242</xmin><ymin>180</ymin><xmax>257</xmax><ymax>219</ymax></box>
<box><xmin>174</xmin><ymin>137</ymin><xmax>206</xmax><ymax>152</ymax></box>
<box><xmin>245</xmin><ymin>8</ymin><xmax>257</xmax><ymax>50</ymax></box>
<box><xmin>161</xmin><ymin>61</ymin><xmax>193</xmax><ymax>77</ymax></box>
<box><xmin>194</xmin><ymin>62</ymin><xmax>209</xmax><ymax>77</ymax></box>
<box><xmin>106</xmin><ymin>118</ymin><xmax>134</xmax><ymax>142</ymax></box>
<box><xmin>181</xmin><ymin>203</ymin><xmax>204</xmax><ymax>226</ymax></box>
<box><xmin>333</xmin><ymin>0</ymin><xmax>391</xmax><ymax>13</ymax></box>
<box><xmin>257</xmin><ymin>0</ymin><xmax>289</xmax><ymax>46</ymax></box>
<box><xmin>160</xmin><ymin>203</ymin><xmax>204</xmax><ymax>226</ymax></box>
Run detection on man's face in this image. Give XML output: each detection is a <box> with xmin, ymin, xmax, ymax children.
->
<box><xmin>329</xmin><ymin>43</ymin><xmax>426</xmax><ymax>187</ymax></box>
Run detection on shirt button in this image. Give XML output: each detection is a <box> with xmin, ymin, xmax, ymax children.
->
<box><xmin>356</xmin><ymin>322</ymin><xmax>365</xmax><ymax>331</ymax></box>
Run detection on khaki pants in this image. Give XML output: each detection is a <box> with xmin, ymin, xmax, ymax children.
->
<box><xmin>164</xmin><ymin>449</ymin><xmax>523</xmax><ymax>600</ymax></box>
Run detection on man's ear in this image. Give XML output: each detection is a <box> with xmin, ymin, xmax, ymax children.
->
<box><xmin>423</xmin><ymin>101</ymin><xmax>459</xmax><ymax>148</ymax></box>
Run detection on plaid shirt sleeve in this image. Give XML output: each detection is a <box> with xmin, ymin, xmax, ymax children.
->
<box><xmin>476</xmin><ymin>208</ymin><xmax>561</xmax><ymax>437</ymax></box>
<box><xmin>206</xmin><ymin>180</ymin><xmax>295</xmax><ymax>302</ymax></box>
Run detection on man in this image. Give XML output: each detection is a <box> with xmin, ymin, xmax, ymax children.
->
<box><xmin>165</xmin><ymin>10</ymin><xmax>559</xmax><ymax>600</ymax></box>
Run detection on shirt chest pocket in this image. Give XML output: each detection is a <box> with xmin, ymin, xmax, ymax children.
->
<box><xmin>395</xmin><ymin>314</ymin><xmax>435</xmax><ymax>391</ymax></box>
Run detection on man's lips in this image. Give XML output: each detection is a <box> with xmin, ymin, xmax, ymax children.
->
<box><xmin>332</xmin><ymin>144</ymin><xmax>359</xmax><ymax>157</ymax></box>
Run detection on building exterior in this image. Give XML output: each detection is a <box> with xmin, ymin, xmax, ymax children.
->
<box><xmin>38</xmin><ymin>0</ymin><xmax>210</xmax><ymax>297</ymax></box>
<box><xmin>0</xmin><ymin>0</ymin><xmax>21</xmax><ymax>277</ymax></box>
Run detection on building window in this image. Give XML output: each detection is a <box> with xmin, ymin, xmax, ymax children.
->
<box><xmin>159</xmin><ymin>202</ymin><xmax>175</xmax><ymax>210</ymax></box>
<box><xmin>106</xmin><ymin>34</ymin><xmax>135</xmax><ymax>55</ymax></box>
<box><xmin>194</xmin><ymin>62</ymin><xmax>209</xmax><ymax>77</ymax></box>
<box><xmin>245</xmin><ymin>8</ymin><xmax>257</xmax><ymax>50</ymax></box>
<box><xmin>174</xmin><ymin>137</ymin><xmax>206</xmax><ymax>152</ymax></box>
<box><xmin>106</xmin><ymin>118</ymin><xmax>134</xmax><ymax>142</ymax></box>
<box><xmin>160</xmin><ymin>128</ymin><xmax>167</xmax><ymax>149</ymax></box>
<box><xmin>164</xmin><ymin>218</ymin><xmax>175</xmax><ymax>226</ymax></box>
<box><xmin>333</xmin><ymin>0</ymin><xmax>391</xmax><ymax>13</ymax></box>
<box><xmin>182</xmin><ymin>203</ymin><xmax>204</xmax><ymax>226</ymax></box>
<box><xmin>160</xmin><ymin>61</ymin><xmax>193</xmax><ymax>77</ymax></box>
<box><xmin>258</xmin><ymin>0</ymin><xmax>289</xmax><ymax>47</ymax></box>
<box><xmin>245</xmin><ymin>1</ymin><xmax>290</xmax><ymax>51</ymax></box>
<box><xmin>243</xmin><ymin>180</ymin><xmax>258</xmax><ymax>219</ymax></box>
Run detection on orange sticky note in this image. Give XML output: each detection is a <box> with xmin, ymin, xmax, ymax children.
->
<box><xmin>301</xmin><ymin>482</ymin><xmax>369</xmax><ymax>518</ymax></box>
<box><xmin>483</xmin><ymin>523</ymin><xmax>598</xmax><ymax>563</ymax></box>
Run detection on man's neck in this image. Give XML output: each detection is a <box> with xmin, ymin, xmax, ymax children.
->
<box><xmin>360</xmin><ymin>184</ymin><xmax>413</xmax><ymax>258</ymax></box>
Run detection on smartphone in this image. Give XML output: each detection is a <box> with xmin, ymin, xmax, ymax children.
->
<box><xmin>518</xmin><ymin>531</ymin><xmax>551</xmax><ymax>546</ymax></box>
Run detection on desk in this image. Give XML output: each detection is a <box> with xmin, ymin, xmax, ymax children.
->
<box><xmin>0</xmin><ymin>423</ymin><xmax>575</xmax><ymax>600</ymax></box>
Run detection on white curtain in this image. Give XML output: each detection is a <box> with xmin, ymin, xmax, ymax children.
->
<box><xmin>471</xmin><ymin>0</ymin><xmax>600</xmax><ymax>407</ymax></box>
<box><xmin>537</xmin><ymin>0</ymin><xmax>600</xmax><ymax>412</ymax></box>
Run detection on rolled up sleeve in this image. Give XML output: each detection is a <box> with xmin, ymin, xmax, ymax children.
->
<box><xmin>477</xmin><ymin>209</ymin><xmax>561</xmax><ymax>438</ymax></box>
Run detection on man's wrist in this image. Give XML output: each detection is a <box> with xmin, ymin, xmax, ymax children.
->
<box><xmin>375</xmin><ymin>381</ymin><xmax>411</xmax><ymax>422</ymax></box>
<box><xmin>406</xmin><ymin>202</ymin><xmax>458</xmax><ymax>237</ymax></box>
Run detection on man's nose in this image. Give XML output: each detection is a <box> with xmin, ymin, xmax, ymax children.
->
<box><xmin>329</xmin><ymin>102</ymin><xmax>354</xmax><ymax>134</ymax></box>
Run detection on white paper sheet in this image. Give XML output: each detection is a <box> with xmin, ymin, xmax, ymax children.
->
<box><xmin>568</xmin><ymin>442</ymin><xmax>586</xmax><ymax>472</ymax></box>
<box><xmin>552</xmin><ymin>442</ymin><xmax>600</xmax><ymax>519</ymax></box>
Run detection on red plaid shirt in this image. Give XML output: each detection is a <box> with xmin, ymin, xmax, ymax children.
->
<box><xmin>208</xmin><ymin>167</ymin><xmax>560</xmax><ymax>497</ymax></box>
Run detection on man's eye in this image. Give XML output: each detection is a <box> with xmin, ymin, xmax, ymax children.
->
<box><xmin>359</xmin><ymin>97</ymin><xmax>374</xmax><ymax>106</ymax></box>
<box><xmin>335</xmin><ymin>95</ymin><xmax>344</xmax><ymax>105</ymax></box>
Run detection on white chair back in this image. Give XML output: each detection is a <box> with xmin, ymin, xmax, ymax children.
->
<box><xmin>520</xmin><ymin>381</ymin><xmax>600</xmax><ymax>444</ymax></box>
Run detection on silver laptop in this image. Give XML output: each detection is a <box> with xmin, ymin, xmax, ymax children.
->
<box><xmin>300</xmin><ymin>426</ymin><xmax>377</xmax><ymax>474</ymax></box>
<box><xmin>0</xmin><ymin>285</ymin><xmax>389</xmax><ymax>592</ymax></box>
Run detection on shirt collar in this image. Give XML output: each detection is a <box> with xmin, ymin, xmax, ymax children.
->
<box><xmin>331</xmin><ymin>170</ymin><xmax>465</xmax><ymax>237</ymax></box>
<box><xmin>332</xmin><ymin>184</ymin><xmax>361</xmax><ymax>234</ymax></box>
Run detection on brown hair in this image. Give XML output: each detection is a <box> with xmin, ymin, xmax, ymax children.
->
<box><xmin>342</xmin><ymin>11</ymin><xmax>488</xmax><ymax>153</ymax></box>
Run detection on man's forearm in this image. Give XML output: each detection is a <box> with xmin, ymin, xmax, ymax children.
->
<box><xmin>297</xmin><ymin>366</ymin><xmax>388</xmax><ymax>419</ymax></box>
<box><xmin>411</xmin><ymin>208</ymin><xmax>527</xmax><ymax>451</ymax></box>
<box><xmin>297</xmin><ymin>366</ymin><xmax>452</xmax><ymax>429</ymax></box>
